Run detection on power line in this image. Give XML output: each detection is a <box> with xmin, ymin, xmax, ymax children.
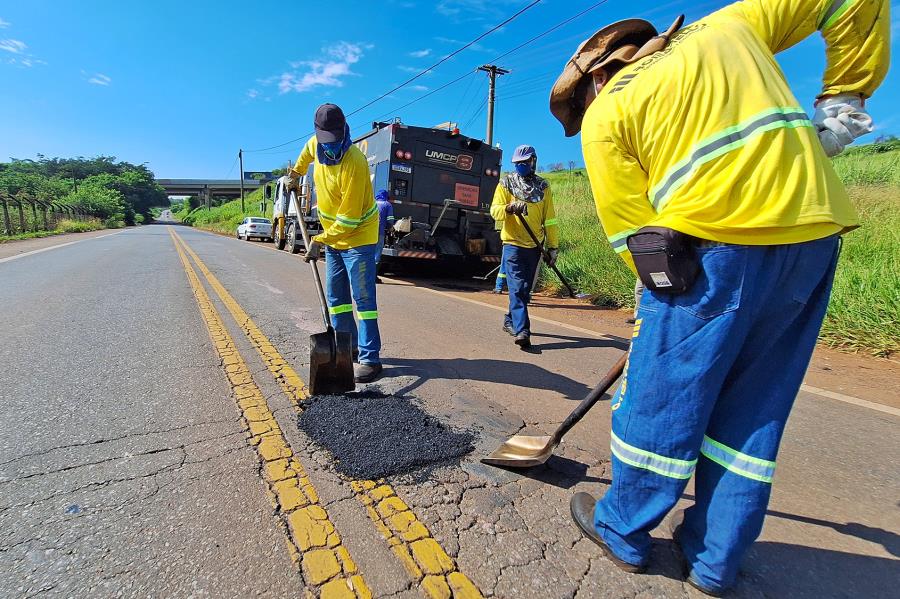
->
<box><xmin>348</xmin><ymin>0</ymin><xmax>610</xmax><ymax>137</ymax></box>
<box><xmin>224</xmin><ymin>153</ymin><xmax>239</xmax><ymax>179</ymax></box>
<box><xmin>243</xmin><ymin>0</ymin><xmax>542</xmax><ymax>154</ymax></box>
<box><xmin>343</xmin><ymin>0</ymin><xmax>541</xmax><ymax>119</ymax></box>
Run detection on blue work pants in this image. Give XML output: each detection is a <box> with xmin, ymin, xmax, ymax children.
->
<box><xmin>594</xmin><ymin>237</ymin><xmax>840</xmax><ymax>592</ymax></box>
<box><xmin>502</xmin><ymin>244</ymin><xmax>541</xmax><ymax>335</ymax></box>
<box><xmin>324</xmin><ymin>244</ymin><xmax>381</xmax><ymax>365</ymax></box>
<box><xmin>494</xmin><ymin>257</ymin><xmax>508</xmax><ymax>292</ymax></box>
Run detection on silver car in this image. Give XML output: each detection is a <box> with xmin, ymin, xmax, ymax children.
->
<box><xmin>237</xmin><ymin>217</ymin><xmax>273</xmax><ymax>242</ymax></box>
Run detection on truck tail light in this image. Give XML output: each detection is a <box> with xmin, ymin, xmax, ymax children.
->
<box><xmin>404</xmin><ymin>151</ymin><xmax>412</xmax><ymax>160</ymax></box>
<box><xmin>395</xmin><ymin>150</ymin><xmax>404</xmax><ymax>158</ymax></box>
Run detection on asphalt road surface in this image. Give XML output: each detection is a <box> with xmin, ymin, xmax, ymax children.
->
<box><xmin>1</xmin><ymin>223</ymin><xmax>897</xmax><ymax>598</ymax></box>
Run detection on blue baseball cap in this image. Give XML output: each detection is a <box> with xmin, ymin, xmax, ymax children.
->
<box><xmin>511</xmin><ymin>145</ymin><xmax>536</xmax><ymax>163</ymax></box>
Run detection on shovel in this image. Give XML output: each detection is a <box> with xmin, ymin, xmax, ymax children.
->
<box><xmin>481</xmin><ymin>352</ymin><xmax>627</xmax><ymax>468</ymax></box>
<box><xmin>516</xmin><ymin>215</ymin><xmax>585</xmax><ymax>299</ymax></box>
<box><xmin>296</xmin><ymin>207</ymin><xmax>355</xmax><ymax>395</ymax></box>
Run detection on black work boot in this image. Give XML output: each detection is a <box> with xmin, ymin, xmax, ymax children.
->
<box><xmin>351</xmin><ymin>348</ymin><xmax>360</xmax><ymax>363</ymax></box>
<box><xmin>354</xmin><ymin>363</ymin><xmax>383</xmax><ymax>383</ymax></box>
<box><xmin>514</xmin><ymin>331</ymin><xmax>531</xmax><ymax>348</ymax></box>
<box><xmin>570</xmin><ymin>492</ymin><xmax>646</xmax><ymax>574</ymax></box>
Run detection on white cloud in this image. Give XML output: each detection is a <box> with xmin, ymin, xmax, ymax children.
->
<box><xmin>434</xmin><ymin>36</ymin><xmax>491</xmax><ymax>53</ymax></box>
<box><xmin>88</xmin><ymin>73</ymin><xmax>112</xmax><ymax>86</ymax></box>
<box><xmin>409</xmin><ymin>84</ymin><xmax>429</xmax><ymax>91</ymax></box>
<box><xmin>435</xmin><ymin>0</ymin><xmax>515</xmax><ymax>21</ymax></box>
<box><xmin>247</xmin><ymin>88</ymin><xmax>260</xmax><ymax>99</ymax></box>
<box><xmin>275</xmin><ymin>42</ymin><xmax>366</xmax><ymax>94</ymax></box>
<box><xmin>0</xmin><ymin>39</ymin><xmax>26</xmax><ymax>54</ymax></box>
<box><xmin>0</xmin><ymin>18</ymin><xmax>10</xmax><ymax>29</ymax></box>
<box><xmin>409</xmin><ymin>48</ymin><xmax>431</xmax><ymax>58</ymax></box>
<box><xmin>397</xmin><ymin>65</ymin><xmax>432</xmax><ymax>74</ymax></box>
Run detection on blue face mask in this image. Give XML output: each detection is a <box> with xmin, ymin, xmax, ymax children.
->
<box><xmin>515</xmin><ymin>162</ymin><xmax>534</xmax><ymax>177</ymax></box>
<box><xmin>321</xmin><ymin>140</ymin><xmax>344</xmax><ymax>161</ymax></box>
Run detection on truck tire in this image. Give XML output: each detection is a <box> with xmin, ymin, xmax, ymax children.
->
<box><xmin>287</xmin><ymin>223</ymin><xmax>300</xmax><ymax>254</ymax></box>
<box><xmin>274</xmin><ymin>223</ymin><xmax>286</xmax><ymax>250</ymax></box>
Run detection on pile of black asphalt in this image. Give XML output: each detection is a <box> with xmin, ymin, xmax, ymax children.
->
<box><xmin>297</xmin><ymin>390</ymin><xmax>475</xmax><ymax>480</ymax></box>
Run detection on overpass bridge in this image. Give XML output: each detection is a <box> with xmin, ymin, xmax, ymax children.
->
<box><xmin>157</xmin><ymin>179</ymin><xmax>264</xmax><ymax>198</ymax></box>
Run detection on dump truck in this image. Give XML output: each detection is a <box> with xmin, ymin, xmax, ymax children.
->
<box><xmin>268</xmin><ymin>120</ymin><xmax>505</xmax><ymax>271</ymax></box>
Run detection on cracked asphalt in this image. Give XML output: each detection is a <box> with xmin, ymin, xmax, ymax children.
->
<box><xmin>1</xmin><ymin>224</ymin><xmax>897</xmax><ymax>598</ymax></box>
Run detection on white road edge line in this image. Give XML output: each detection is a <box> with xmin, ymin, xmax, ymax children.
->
<box><xmin>799</xmin><ymin>384</ymin><xmax>900</xmax><ymax>417</ymax></box>
<box><xmin>414</xmin><ymin>285</ymin><xmax>898</xmax><ymax>417</ymax></box>
<box><xmin>0</xmin><ymin>231</ymin><xmax>124</xmax><ymax>264</ymax></box>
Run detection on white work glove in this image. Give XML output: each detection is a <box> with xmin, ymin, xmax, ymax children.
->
<box><xmin>812</xmin><ymin>94</ymin><xmax>874</xmax><ymax>157</ymax></box>
<box><xmin>546</xmin><ymin>248</ymin><xmax>559</xmax><ymax>267</ymax></box>
<box><xmin>303</xmin><ymin>240</ymin><xmax>322</xmax><ymax>263</ymax></box>
<box><xmin>280</xmin><ymin>175</ymin><xmax>297</xmax><ymax>191</ymax></box>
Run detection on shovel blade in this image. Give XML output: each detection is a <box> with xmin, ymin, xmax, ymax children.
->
<box><xmin>308</xmin><ymin>329</ymin><xmax>355</xmax><ymax>395</ymax></box>
<box><xmin>480</xmin><ymin>435</ymin><xmax>555</xmax><ymax>468</ymax></box>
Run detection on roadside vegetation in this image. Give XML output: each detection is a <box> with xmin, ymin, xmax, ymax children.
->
<box><xmin>543</xmin><ymin>139</ymin><xmax>900</xmax><ymax>357</ymax></box>
<box><xmin>0</xmin><ymin>156</ymin><xmax>169</xmax><ymax>240</ymax></box>
<box><xmin>171</xmin><ymin>187</ymin><xmax>268</xmax><ymax>235</ymax></box>
<box><xmin>0</xmin><ymin>218</ymin><xmax>104</xmax><ymax>243</ymax></box>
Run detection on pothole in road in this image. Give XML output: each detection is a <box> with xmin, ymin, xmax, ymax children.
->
<box><xmin>297</xmin><ymin>390</ymin><xmax>475</xmax><ymax>480</ymax></box>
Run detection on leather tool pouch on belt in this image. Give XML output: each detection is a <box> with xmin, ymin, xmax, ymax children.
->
<box><xmin>626</xmin><ymin>227</ymin><xmax>699</xmax><ymax>294</ymax></box>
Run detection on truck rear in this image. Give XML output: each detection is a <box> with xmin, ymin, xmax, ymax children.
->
<box><xmin>354</xmin><ymin>121</ymin><xmax>503</xmax><ymax>269</ymax></box>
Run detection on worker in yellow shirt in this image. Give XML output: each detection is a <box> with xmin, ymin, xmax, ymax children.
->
<box><xmin>550</xmin><ymin>0</ymin><xmax>889</xmax><ymax>594</ymax></box>
<box><xmin>288</xmin><ymin>103</ymin><xmax>382</xmax><ymax>383</ymax></box>
<box><xmin>490</xmin><ymin>145</ymin><xmax>559</xmax><ymax>348</ymax></box>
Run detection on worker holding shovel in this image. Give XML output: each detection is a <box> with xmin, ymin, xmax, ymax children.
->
<box><xmin>490</xmin><ymin>145</ymin><xmax>559</xmax><ymax>349</ymax></box>
<box><xmin>288</xmin><ymin>103</ymin><xmax>383</xmax><ymax>384</ymax></box>
<box><xmin>550</xmin><ymin>0</ymin><xmax>888</xmax><ymax>595</ymax></box>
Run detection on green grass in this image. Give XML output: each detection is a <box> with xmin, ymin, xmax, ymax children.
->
<box><xmin>178</xmin><ymin>189</ymin><xmax>268</xmax><ymax>234</ymax></box>
<box><xmin>820</xmin><ymin>186</ymin><xmax>899</xmax><ymax>356</ymax></box>
<box><xmin>0</xmin><ymin>218</ymin><xmax>104</xmax><ymax>243</ymax></box>
<box><xmin>538</xmin><ymin>171</ymin><xmax>635</xmax><ymax>307</ymax></box>
<box><xmin>540</xmin><ymin>149</ymin><xmax>900</xmax><ymax>357</ymax></box>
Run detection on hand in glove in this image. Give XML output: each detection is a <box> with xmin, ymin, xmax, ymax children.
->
<box><xmin>280</xmin><ymin>175</ymin><xmax>298</xmax><ymax>191</ymax></box>
<box><xmin>812</xmin><ymin>94</ymin><xmax>874</xmax><ymax>157</ymax></box>
<box><xmin>546</xmin><ymin>248</ymin><xmax>559</xmax><ymax>267</ymax></box>
<box><xmin>505</xmin><ymin>200</ymin><xmax>529</xmax><ymax>216</ymax></box>
<box><xmin>303</xmin><ymin>240</ymin><xmax>322</xmax><ymax>263</ymax></box>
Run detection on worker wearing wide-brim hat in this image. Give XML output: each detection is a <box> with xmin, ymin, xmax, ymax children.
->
<box><xmin>550</xmin><ymin>0</ymin><xmax>888</xmax><ymax>595</ymax></box>
<box><xmin>489</xmin><ymin>144</ymin><xmax>559</xmax><ymax>348</ymax></box>
<box><xmin>288</xmin><ymin>103</ymin><xmax>383</xmax><ymax>383</ymax></box>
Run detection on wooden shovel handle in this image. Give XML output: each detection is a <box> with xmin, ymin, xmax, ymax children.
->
<box><xmin>550</xmin><ymin>352</ymin><xmax>628</xmax><ymax>445</ymax></box>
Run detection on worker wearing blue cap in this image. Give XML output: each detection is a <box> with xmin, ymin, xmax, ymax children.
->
<box><xmin>490</xmin><ymin>145</ymin><xmax>559</xmax><ymax>348</ymax></box>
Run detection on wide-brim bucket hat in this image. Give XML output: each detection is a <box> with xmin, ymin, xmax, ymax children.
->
<box><xmin>549</xmin><ymin>16</ymin><xmax>684</xmax><ymax>137</ymax></box>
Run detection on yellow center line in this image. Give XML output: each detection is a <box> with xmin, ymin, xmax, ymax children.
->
<box><xmin>168</xmin><ymin>228</ymin><xmax>371</xmax><ymax>599</ymax></box>
<box><xmin>171</xmin><ymin>228</ymin><xmax>484</xmax><ymax>599</ymax></box>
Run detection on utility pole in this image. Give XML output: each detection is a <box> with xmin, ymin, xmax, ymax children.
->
<box><xmin>239</xmin><ymin>149</ymin><xmax>245</xmax><ymax>213</ymax></box>
<box><xmin>478</xmin><ymin>64</ymin><xmax>509</xmax><ymax>147</ymax></box>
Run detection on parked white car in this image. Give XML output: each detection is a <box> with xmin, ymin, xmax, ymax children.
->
<box><xmin>237</xmin><ymin>217</ymin><xmax>273</xmax><ymax>241</ymax></box>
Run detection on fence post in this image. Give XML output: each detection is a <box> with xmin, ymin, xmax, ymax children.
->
<box><xmin>1</xmin><ymin>194</ymin><xmax>11</xmax><ymax>236</ymax></box>
<box><xmin>31</xmin><ymin>200</ymin><xmax>40</xmax><ymax>232</ymax></box>
<box><xmin>15</xmin><ymin>198</ymin><xmax>26</xmax><ymax>233</ymax></box>
<box><xmin>41</xmin><ymin>202</ymin><xmax>49</xmax><ymax>230</ymax></box>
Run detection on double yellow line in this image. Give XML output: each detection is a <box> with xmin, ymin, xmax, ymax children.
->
<box><xmin>169</xmin><ymin>228</ymin><xmax>482</xmax><ymax>599</ymax></box>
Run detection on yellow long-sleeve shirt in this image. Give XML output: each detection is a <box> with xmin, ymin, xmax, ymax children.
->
<box><xmin>490</xmin><ymin>178</ymin><xmax>559</xmax><ymax>249</ymax></box>
<box><xmin>291</xmin><ymin>137</ymin><xmax>378</xmax><ymax>250</ymax></box>
<box><xmin>582</xmin><ymin>0</ymin><xmax>890</xmax><ymax>271</ymax></box>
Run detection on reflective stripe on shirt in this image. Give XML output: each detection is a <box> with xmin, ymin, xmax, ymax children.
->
<box><xmin>650</xmin><ymin>107</ymin><xmax>812</xmax><ymax>212</ymax></box>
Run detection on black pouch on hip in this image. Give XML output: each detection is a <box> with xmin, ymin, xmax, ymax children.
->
<box><xmin>626</xmin><ymin>227</ymin><xmax>699</xmax><ymax>294</ymax></box>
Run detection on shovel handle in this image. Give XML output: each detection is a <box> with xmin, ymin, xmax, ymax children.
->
<box><xmin>515</xmin><ymin>214</ymin><xmax>578</xmax><ymax>298</ymax></box>
<box><xmin>550</xmin><ymin>352</ymin><xmax>627</xmax><ymax>445</ymax></box>
<box><xmin>294</xmin><ymin>193</ymin><xmax>331</xmax><ymax>330</ymax></box>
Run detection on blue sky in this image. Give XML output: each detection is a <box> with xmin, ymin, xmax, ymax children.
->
<box><xmin>1</xmin><ymin>1</ymin><xmax>897</xmax><ymax>179</ymax></box>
